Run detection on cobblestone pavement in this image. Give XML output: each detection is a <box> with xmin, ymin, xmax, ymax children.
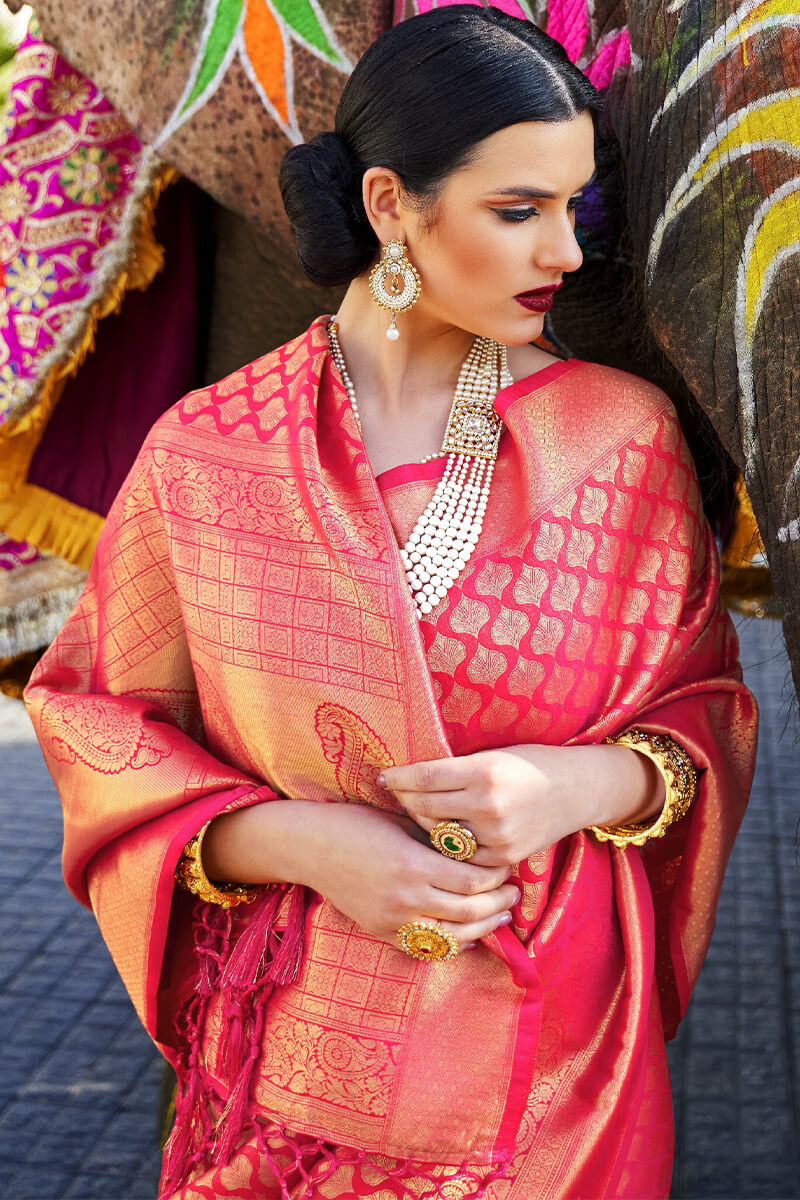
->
<box><xmin>0</xmin><ymin>614</ymin><xmax>798</xmax><ymax>1200</ymax></box>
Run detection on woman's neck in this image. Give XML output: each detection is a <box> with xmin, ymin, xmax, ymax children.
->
<box><xmin>334</xmin><ymin>278</ymin><xmax>476</xmax><ymax>426</ymax></box>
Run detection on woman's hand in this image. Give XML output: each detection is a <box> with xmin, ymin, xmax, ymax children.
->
<box><xmin>203</xmin><ymin>798</ymin><xmax>519</xmax><ymax>951</ymax></box>
<box><xmin>381</xmin><ymin>743</ymin><xmax>665</xmax><ymax>866</ymax></box>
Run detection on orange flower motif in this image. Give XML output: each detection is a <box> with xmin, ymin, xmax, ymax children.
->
<box><xmin>46</xmin><ymin>72</ymin><xmax>92</xmax><ymax>116</ymax></box>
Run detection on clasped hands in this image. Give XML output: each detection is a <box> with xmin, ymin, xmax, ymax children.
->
<box><xmin>204</xmin><ymin>743</ymin><xmax>662</xmax><ymax>954</ymax></box>
<box><xmin>368</xmin><ymin>741</ymin><xmax>662</xmax><ymax>950</ymax></box>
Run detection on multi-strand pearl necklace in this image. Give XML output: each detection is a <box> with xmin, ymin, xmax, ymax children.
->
<box><xmin>328</xmin><ymin>321</ymin><xmax>512</xmax><ymax>618</ymax></box>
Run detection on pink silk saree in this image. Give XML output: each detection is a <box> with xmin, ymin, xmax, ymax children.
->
<box><xmin>25</xmin><ymin>317</ymin><xmax>757</xmax><ymax>1199</ymax></box>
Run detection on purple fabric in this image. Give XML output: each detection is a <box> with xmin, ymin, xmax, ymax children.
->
<box><xmin>0</xmin><ymin>536</ymin><xmax>41</xmax><ymax>570</ymax></box>
<box><xmin>28</xmin><ymin>178</ymin><xmax>209</xmax><ymax>517</ymax></box>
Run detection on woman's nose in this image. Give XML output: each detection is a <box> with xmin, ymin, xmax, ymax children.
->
<box><xmin>536</xmin><ymin>215</ymin><xmax>584</xmax><ymax>274</ymax></box>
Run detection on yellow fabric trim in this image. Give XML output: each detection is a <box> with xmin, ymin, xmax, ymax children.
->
<box><xmin>721</xmin><ymin>475</ymin><xmax>767</xmax><ymax>568</ymax></box>
<box><xmin>0</xmin><ymin>483</ymin><xmax>104</xmax><ymax>570</ymax></box>
<box><xmin>719</xmin><ymin>474</ymin><xmax>776</xmax><ymax>618</ymax></box>
<box><xmin>0</xmin><ymin>163</ymin><xmax>178</xmax><ymax>563</ymax></box>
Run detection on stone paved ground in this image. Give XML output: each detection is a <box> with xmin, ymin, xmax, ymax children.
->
<box><xmin>0</xmin><ymin>614</ymin><xmax>798</xmax><ymax>1200</ymax></box>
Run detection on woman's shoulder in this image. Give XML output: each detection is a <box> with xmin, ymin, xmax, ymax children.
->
<box><xmin>145</xmin><ymin>317</ymin><xmax>330</xmax><ymax>451</ymax></box>
<box><xmin>513</xmin><ymin>344</ymin><xmax>670</xmax><ymax>403</ymax></box>
<box><xmin>511</xmin><ymin>345</ymin><xmax>677</xmax><ymax>429</ymax></box>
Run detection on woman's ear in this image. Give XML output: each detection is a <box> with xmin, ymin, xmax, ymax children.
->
<box><xmin>362</xmin><ymin>166</ymin><xmax>405</xmax><ymax>245</ymax></box>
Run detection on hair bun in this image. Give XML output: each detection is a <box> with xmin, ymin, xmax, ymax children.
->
<box><xmin>305</xmin><ymin>130</ymin><xmax>356</xmax><ymax>195</ymax></box>
<box><xmin>279</xmin><ymin>131</ymin><xmax>377</xmax><ymax>287</ymax></box>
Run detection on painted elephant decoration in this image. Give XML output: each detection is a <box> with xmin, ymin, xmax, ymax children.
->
<box><xmin>1</xmin><ymin>0</ymin><xmax>797</xmax><ymax>696</ymax></box>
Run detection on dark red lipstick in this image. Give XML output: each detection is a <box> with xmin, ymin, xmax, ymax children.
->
<box><xmin>514</xmin><ymin>284</ymin><xmax>562</xmax><ymax>312</ymax></box>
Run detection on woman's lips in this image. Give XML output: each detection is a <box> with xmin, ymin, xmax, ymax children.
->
<box><xmin>514</xmin><ymin>285</ymin><xmax>562</xmax><ymax>313</ymax></box>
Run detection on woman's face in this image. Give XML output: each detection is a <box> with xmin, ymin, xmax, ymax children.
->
<box><xmin>403</xmin><ymin>114</ymin><xmax>596</xmax><ymax>347</ymax></box>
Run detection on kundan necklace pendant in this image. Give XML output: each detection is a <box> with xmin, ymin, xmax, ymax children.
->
<box><xmin>327</xmin><ymin>321</ymin><xmax>512</xmax><ymax>618</ymax></box>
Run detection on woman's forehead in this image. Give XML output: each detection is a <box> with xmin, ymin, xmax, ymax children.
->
<box><xmin>454</xmin><ymin>117</ymin><xmax>596</xmax><ymax>194</ymax></box>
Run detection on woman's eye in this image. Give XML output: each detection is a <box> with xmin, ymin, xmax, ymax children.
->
<box><xmin>494</xmin><ymin>207</ymin><xmax>539</xmax><ymax>223</ymax></box>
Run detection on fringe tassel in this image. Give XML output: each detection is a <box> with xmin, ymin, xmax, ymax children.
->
<box><xmin>161</xmin><ymin>884</ymin><xmax>308</xmax><ymax>1195</ymax></box>
<box><xmin>161</xmin><ymin>904</ymin><xmax>232</xmax><ymax>1195</ymax></box>
<box><xmin>161</xmin><ymin>887</ymin><xmax>510</xmax><ymax>1200</ymax></box>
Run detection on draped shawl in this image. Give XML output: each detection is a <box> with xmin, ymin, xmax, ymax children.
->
<box><xmin>25</xmin><ymin>317</ymin><xmax>757</xmax><ymax>1196</ymax></box>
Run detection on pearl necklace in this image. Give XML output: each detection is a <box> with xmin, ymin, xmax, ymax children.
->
<box><xmin>328</xmin><ymin>321</ymin><xmax>512</xmax><ymax>618</ymax></box>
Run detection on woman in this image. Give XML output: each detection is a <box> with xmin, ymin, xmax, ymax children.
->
<box><xmin>26</xmin><ymin>8</ymin><xmax>757</xmax><ymax>1199</ymax></box>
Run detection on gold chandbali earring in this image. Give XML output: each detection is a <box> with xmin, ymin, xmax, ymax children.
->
<box><xmin>327</xmin><ymin>322</ymin><xmax>512</xmax><ymax>617</ymax></box>
<box><xmin>368</xmin><ymin>238</ymin><xmax>421</xmax><ymax>341</ymax></box>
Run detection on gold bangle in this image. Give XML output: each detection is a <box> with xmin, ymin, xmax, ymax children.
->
<box><xmin>175</xmin><ymin>818</ymin><xmax>259</xmax><ymax>908</ymax></box>
<box><xmin>589</xmin><ymin>730</ymin><xmax>698</xmax><ymax>849</ymax></box>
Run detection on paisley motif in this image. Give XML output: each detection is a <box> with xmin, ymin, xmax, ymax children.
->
<box><xmin>314</xmin><ymin>701</ymin><xmax>395</xmax><ymax>807</ymax></box>
<box><xmin>40</xmin><ymin>694</ymin><xmax>172</xmax><ymax>773</ymax></box>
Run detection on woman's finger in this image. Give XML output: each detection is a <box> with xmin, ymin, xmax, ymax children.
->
<box><xmin>382</xmin><ymin>758</ymin><xmax>472</xmax><ymax>797</ymax></box>
<box><xmin>437</xmin><ymin>910</ymin><xmax>514</xmax><ymax>946</ymax></box>
<box><xmin>402</xmin><ymin>794</ymin><xmax>474</xmax><ymax>827</ymax></box>
<box><xmin>425</xmin><ymin>882</ymin><xmax>520</xmax><ymax>927</ymax></box>
<box><xmin>409</xmin><ymin>815</ymin><xmax>514</xmax><ymax>868</ymax></box>
<box><xmin>377</xmin><ymin>909</ymin><xmax>514</xmax><ymax>955</ymax></box>
<box><xmin>425</xmin><ymin>855</ymin><xmax>511</xmax><ymax>895</ymax></box>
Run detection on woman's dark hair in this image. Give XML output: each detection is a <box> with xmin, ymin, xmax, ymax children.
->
<box><xmin>279</xmin><ymin>6</ymin><xmax>601</xmax><ymax>287</ymax></box>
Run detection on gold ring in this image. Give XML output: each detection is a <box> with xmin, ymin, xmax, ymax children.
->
<box><xmin>430</xmin><ymin>820</ymin><xmax>478</xmax><ymax>861</ymax></box>
<box><xmin>396</xmin><ymin>920</ymin><xmax>458</xmax><ymax>961</ymax></box>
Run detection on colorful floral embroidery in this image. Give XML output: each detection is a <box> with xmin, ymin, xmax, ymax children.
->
<box><xmin>46</xmin><ymin>71</ymin><xmax>92</xmax><ymax>115</ymax></box>
<box><xmin>59</xmin><ymin>146</ymin><xmax>121</xmax><ymax>206</ymax></box>
<box><xmin>0</xmin><ymin>178</ymin><xmax>30</xmax><ymax>221</ymax></box>
<box><xmin>5</xmin><ymin>251</ymin><xmax>58</xmax><ymax>313</ymax></box>
<box><xmin>0</xmin><ymin>32</ymin><xmax>147</xmax><ymax>426</ymax></box>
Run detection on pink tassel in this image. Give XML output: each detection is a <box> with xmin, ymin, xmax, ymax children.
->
<box><xmin>160</xmin><ymin>905</ymin><xmax>232</xmax><ymax>1196</ymax></box>
<box><xmin>264</xmin><ymin>884</ymin><xmax>308</xmax><ymax>985</ymax></box>
<box><xmin>162</xmin><ymin>885</ymin><xmax>308</xmax><ymax>1195</ymax></box>
<box><xmin>220</xmin><ymin>886</ymin><xmax>287</xmax><ymax>991</ymax></box>
<box><xmin>213</xmin><ymin>885</ymin><xmax>308</xmax><ymax>1164</ymax></box>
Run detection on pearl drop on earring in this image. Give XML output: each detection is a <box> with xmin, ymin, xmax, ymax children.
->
<box><xmin>386</xmin><ymin>319</ymin><xmax>400</xmax><ymax>342</ymax></box>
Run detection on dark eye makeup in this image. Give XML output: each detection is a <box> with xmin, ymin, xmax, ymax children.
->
<box><xmin>492</xmin><ymin>196</ymin><xmax>583</xmax><ymax>223</ymax></box>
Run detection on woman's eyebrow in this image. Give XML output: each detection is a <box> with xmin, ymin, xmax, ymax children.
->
<box><xmin>490</xmin><ymin>172</ymin><xmax>598</xmax><ymax>200</ymax></box>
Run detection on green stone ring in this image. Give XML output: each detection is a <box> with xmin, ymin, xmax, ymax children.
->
<box><xmin>430</xmin><ymin>820</ymin><xmax>478</xmax><ymax>861</ymax></box>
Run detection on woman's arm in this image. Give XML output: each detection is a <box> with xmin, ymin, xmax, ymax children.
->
<box><xmin>202</xmin><ymin>797</ymin><xmax>519</xmax><ymax>949</ymax></box>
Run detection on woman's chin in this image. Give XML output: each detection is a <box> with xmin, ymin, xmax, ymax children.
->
<box><xmin>504</xmin><ymin>313</ymin><xmax>546</xmax><ymax>346</ymax></box>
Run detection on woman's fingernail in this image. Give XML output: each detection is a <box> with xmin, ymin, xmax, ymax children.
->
<box><xmin>511</xmin><ymin>889</ymin><xmax>521</xmax><ymax>905</ymax></box>
<box><xmin>377</xmin><ymin>774</ymin><xmax>386</xmax><ymax>788</ymax></box>
<box><xmin>498</xmin><ymin>912</ymin><xmax>513</xmax><ymax>926</ymax></box>
<box><xmin>462</xmin><ymin>941</ymin><xmax>477</xmax><ymax>950</ymax></box>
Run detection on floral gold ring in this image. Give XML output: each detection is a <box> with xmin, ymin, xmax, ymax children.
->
<box><xmin>396</xmin><ymin>920</ymin><xmax>458</xmax><ymax>961</ymax></box>
<box><xmin>430</xmin><ymin>820</ymin><xmax>478</xmax><ymax>861</ymax></box>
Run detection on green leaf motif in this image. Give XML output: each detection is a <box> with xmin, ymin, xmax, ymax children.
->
<box><xmin>268</xmin><ymin>0</ymin><xmax>345</xmax><ymax>66</ymax></box>
<box><xmin>181</xmin><ymin>0</ymin><xmax>244</xmax><ymax>116</ymax></box>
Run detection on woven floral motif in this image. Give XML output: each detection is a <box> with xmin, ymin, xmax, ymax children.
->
<box><xmin>0</xmin><ymin>31</ymin><xmax>147</xmax><ymax>424</ymax></box>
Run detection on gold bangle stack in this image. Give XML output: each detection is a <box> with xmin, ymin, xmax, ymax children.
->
<box><xmin>589</xmin><ymin>729</ymin><xmax>698</xmax><ymax>849</ymax></box>
<box><xmin>175</xmin><ymin>819</ymin><xmax>259</xmax><ymax>908</ymax></box>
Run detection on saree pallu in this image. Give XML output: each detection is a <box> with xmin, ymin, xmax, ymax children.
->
<box><xmin>25</xmin><ymin>317</ymin><xmax>757</xmax><ymax>1199</ymax></box>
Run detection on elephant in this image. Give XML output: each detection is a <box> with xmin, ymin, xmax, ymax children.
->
<box><xmin>1</xmin><ymin>0</ymin><xmax>796</xmax><ymax>696</ymax></box>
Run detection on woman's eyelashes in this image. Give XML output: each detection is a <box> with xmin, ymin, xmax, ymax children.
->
<box><xmin>494</xmin><ymin>206</ymin><xmax>539</xmax><ymax>222</ymax></box>
<box><xmin>492</xmin><ymin>196</ymin><xmax>583</xmax><ymax>223</ymax></box>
